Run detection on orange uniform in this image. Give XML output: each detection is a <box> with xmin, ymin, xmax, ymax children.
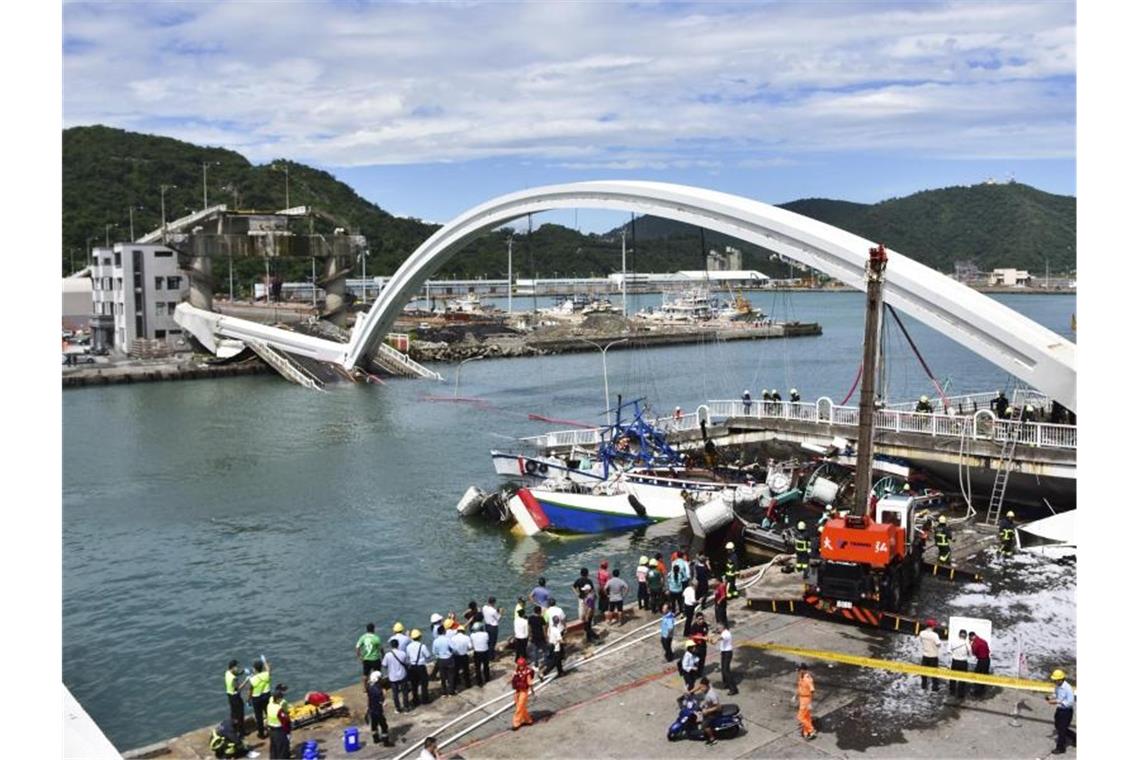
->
<box><xmin>511</xmin><ymin>664</ymin><xmax>535</xmax><ymax>730</ymax></box>
<box><xmin>796</xmin><ymin>670</ymin><xmax>815</xmax><ymax>737</ymax></box>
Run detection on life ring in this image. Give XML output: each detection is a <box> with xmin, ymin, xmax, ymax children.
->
<box><xmin>525</xmin><ymin>460</ymin><xmax>538</xmax><ymax>475</ymax></box>
<box><xmin>538</xmin><ymin>463</ymin><xmax>549</xmax><ymax>475</ymax></box>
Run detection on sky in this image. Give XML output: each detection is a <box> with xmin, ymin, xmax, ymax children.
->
<box><xmin>62</xmin><ymin>0</ymin><xmax>1075</xmax><ymax>232</ymax></box>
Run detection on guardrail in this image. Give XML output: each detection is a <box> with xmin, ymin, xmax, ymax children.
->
<box><xmin>521</xmin><ymin>396</ymin><xmax>1077</xmax><ymax>452</ymax></box>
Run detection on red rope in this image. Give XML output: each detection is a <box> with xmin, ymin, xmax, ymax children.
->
<box><xmin>887</xmin><ymin>305</ymin><xmax>950</xmax><ymax>410</ymax></box>
<box><xmin>839</xmin><ymin>363</ymin><xmax>863</xmax><ymax>405</ymax></box>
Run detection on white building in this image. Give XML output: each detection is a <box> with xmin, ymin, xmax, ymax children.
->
<box><xmin>89</xmin><ymin>243</ymin><xmax>191</xmax><ymax>355</ymax></box>
<box><xmin>988</xmin><ymin>268</ymin><xmax>1032</xmax><ymax>287</ymax></box>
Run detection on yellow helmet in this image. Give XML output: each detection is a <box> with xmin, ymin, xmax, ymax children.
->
<box><xmin>410</xmin><ymin>628</ymin><xmax>422</xmax><ymax>640</ymax></box>
<box><xmin>797</xmin><ymin>521</ymin><xmax>806</xmax><ymax>530</ymax></box>
<box><xmin>685</xmin><ymin>639</ymin><xmax>697</xmax><ymax>648</ymax></box>
<box><xmin>1050</xmin><ymin>669</ymin><xmax>1066</xmax><ymax>681</ymax></box>
<box><xmin>1006</xmin><ymin>511</ymin><xmax>1015</xmax><ymax>518</ymax></box>
<box><xmin>639</xmin><ymin>556</ymin><xmax>649</xmax><ymax>565</ymax></box>
<box><xmin>938</xmin><ymin>515</ymin><xmax>947</xmax><ymax>524</ymax></box>
<box><xmin>393</xmin><ymin>622</ymin><xmax>405</xmax><ymax>633</ymax></box>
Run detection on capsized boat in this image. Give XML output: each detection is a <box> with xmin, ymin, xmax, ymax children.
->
<box><xmin>515</xmin><ymin>482</ymin><xmax>677</xmax><ymax>534</ymax></box>
<box><xmin>1016</xmin><ymin>509</ymin><xmax>1076</xmax><ymax>559</ymax></box>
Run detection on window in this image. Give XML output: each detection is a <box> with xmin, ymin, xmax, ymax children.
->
<box><xmin>168</xmin><ymin>329</ymin><xmax>181</xmax><ymax>335</ymax></box>
<box><xmin>115</xmin><ymin>278</ymin><xmax>123</xmax><ymax>291</ymax></box>
<box><xmin>154</xmin><ymin>330</ymin><xmax>166</xmax><ymax>339</ymax></box>
<box><xmin>156</xmin><ymin>302</ymin><xmax>166</xmax><ymax>317</ymax></box>
<box><xmin>168</xmin><ymin>302</ymin><xmax>178</xmax><ymax>315</ymax></box>
<box><xmin>103</xmin><ymin>257</ymin><xmax>111</xmax><ymax>266</ymax></box>
<box><xmin>155</xmin><ymin>277</ymin><xmax>164</xmax><ymax>290</ymax></box>
<box><xmin>114</xmin><ymin>252</ymin><xmax>121</xmax><ymax>266</ymax></box>
<box><xmin>154</xmin><ymin>249</ymin><xmax>173</xmax><ymax>258</ymax></box>
<box><xmin>167</xmin><ymin>276</ymin><xmax>181</xmax><ymax>290</ymax></box>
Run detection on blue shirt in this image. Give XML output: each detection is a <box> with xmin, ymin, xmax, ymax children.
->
<box><xmin>1054</xmin><ymin>681</ymin><xmax>1074</xmax><ymax>708</ymax></box>
<box><xmin>432</xmin><ymin>635</ymin><xmax>453</xmax><ymax>660</ymax></box>
<box><xmin>660</xmin><ymin>612</ymin><xmax>676</xmax><ymax>638</ymax></box>
<box><xmin>531</xmin><ymin>585</ymin><xmax>552</xmax><ymax>608</ymax></box>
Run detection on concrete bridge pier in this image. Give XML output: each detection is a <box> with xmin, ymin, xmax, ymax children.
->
<box><xmin>187</xmin><ymin>254</ymin><xmax>213</xmax><ymax>311</ymax></box>
<box><xmin>321</xmin><ymin>253</ymin><xmax>350</xmax><ymax>328</ymax></box>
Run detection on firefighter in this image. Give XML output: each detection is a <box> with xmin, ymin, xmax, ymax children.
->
<box><xmin>794</xmin><ymin>521</ymin><xmax>810</xmax><ymax>576</ymax></box>
<box><xmin>915</xmin><ymin>395</ymin><xmax>934</xmax><ymax>413</ymax></box>
<box><xmin>723</xmin><ymin>542</ymin><xmax>739</xmax><ymax>599</ymax></box>
<box><xmin>789</xmin><ymin>388</ymin><xmax>801</xmax><ymax>403</ymax></box>
<box><xmin>991</xmin><ymin>390</ymin><xmax>1009</xmax><ymax>418</ymax></box>
<box><xmin>998</xmin><ymin>511</ymin><xmax>1017</xmax><ymax>557</ymax></box>
<box><xmin>934</xmin><ymin>515</ymin><xmax>952</xmax><ymax>565</ymax></box>
<box><xmin>771</xmin><ymin>389</ymin><xmax>782</xmax><ymax>403</ymax></box>
<box><xmin>1023</xmin><ymin>404</ymin><xmax>1037</xmax><ymax>423</ymax></box>
<box><xmin>816</xmin><ymin>504</ymin><xmax>835</xmax><ymax>532</ymax></box>
<box><xmin>742</xmin><ymin>389</ymin><xmax>752</xmax><ymax>414</ymax></box>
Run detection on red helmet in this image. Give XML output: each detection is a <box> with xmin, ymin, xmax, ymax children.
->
<box><xmin>516</xmin><ymin>657</ymin><xmax>528</xmax><ymax>666</ymax></box>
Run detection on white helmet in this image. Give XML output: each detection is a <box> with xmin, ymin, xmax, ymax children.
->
<box><xmin>675</xmin><ymin>406</ymin><xmax>681</xmax><ymax>412</ymax></box>
<box><xmin>725</xmin><ymin>541</ymin><xmax>735</xmax><ymax>550</ymax></box>
<box><xmin>1006</xmin><ymin>510</ymin><xmax>1015</xmax><ymax>518</ymax></box>
<box><xmin>790</xmin><ymin>388</ymin><xmax>798</xmax><ymax>395</ymax></box>
<box><xmin>744</xmin><ymin>390</ymin><xmax>750</xmax><ymax>395</ymax></box>
<box><xmin>920</xmin><ymin>395</ymin><xmax>929</xmax><ymax>403</ymax></box>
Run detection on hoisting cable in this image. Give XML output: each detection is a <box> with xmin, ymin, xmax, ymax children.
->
<box><xmin>839</xmin><ymin>363</ymin><xmax>863</xmax><ymax>406</ymax></box>
<box><xmin>886</xmin><ymin>304</ymin><xmax>950</xmax><ymax>410</ymax></box>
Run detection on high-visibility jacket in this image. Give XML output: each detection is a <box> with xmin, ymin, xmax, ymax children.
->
<box><xmin>794</xmin><ymin>534</ymin><xmax>809</xmax><ymax>554</ymax></box>
<box><xmin>250</xmin><ymin>670</ymin><xmax>270</xmax><ymax>698</ymax></box>
<box><xmin>935</xmin><ymin>528</ymin><xmax>951</xmax><ymax>548</ymax></box>
<box><xmin>266</xmin><ymin>696</ymin><xmax>288</xmax><ymax>728</ymax></box>
<box><xmin>224</xmin><ymin>670</ymin><xmax>238</xmax><ymax>696</ymax></box>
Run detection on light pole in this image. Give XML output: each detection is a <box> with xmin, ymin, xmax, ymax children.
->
<box><xmin>506</xmin><ymin>236</ymin><xmax>513</xmax><ymax>315</ymax></box>
<box><xmin>104</xmin><ymin>223</ymin><xmax>116</xmax><ymax>247</ymax></box>
<box><xmin>201</xmin><ymin>161</ymin><xmax>220</xmax><ymax>210</ymax></box>
<box><xmin>128</xmin><ymin>205</ymin><xmax>144</xmax><ymax>242</ymax></box>
<box><xmin>454</xmin><ymin>356</ymin><xmax>482</xmax><ymax>398</ymax></box>
<box><xmin>577</xmin><ymin>337</ymin><xmax>628</xmax><ymax>423</ymax></box>
<box><xmin>274</xmin><ymin>162</ymin><xmax>290</xmax><ymax>208</ymax></box>
<box><xmin>620</xmin><ymin>229</ymin><xmax>628</xmax><ymax>317</ymax></box>
<box><xmin>159</xmin><ymin>184</ymin><xmax>177</xmax><ymax>241</ymax></box>
<box><xmin>359</xmin><ymin>248</ymin><xmax>370</xmax><ymax>305</ymax></box>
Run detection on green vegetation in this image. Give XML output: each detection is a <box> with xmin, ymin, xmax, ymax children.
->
<box><xmin>63</xmin><ymin>125</ymin><xmax>1075</xmax><ymax>285</ymax></box>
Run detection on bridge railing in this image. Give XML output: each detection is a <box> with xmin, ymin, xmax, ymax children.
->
<box><xmin>883</xmin><ymin>391</ymin><xmax>998</xmax><ymax>413</ymax></box>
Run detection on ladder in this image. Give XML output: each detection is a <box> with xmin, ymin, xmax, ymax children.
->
<box><xmin>984</xmin><ymin>404</ymin><xmax>1023</xmax><ymax>525</ymax></box>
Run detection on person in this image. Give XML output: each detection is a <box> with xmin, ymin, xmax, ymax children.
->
<box><xmin>597</xmin><ymin>561</ymin><xmax>611</xmax><ymax>617</ymax></box>
<box><xmin>547</xmin><ymin>615</ymin><xmax>566</xmax><ymax>677</ymax></box>
<box><xmin>1046</xmin><ymin>669</ymin><xmax>1076</xmax><ymax>754</ymax></box>
<box><xmin>991</xmin><ymin>390</ymin><xmax>1009</xmax><ymax>418</ymax></box>
<box><xmin>771</xmin><ymin>389</ymin><xmax>782</xmax><ymax>404</ymax></box>
<box><xmin>450</xmin><ymin>624</ymin><xmax>474</xmax><ymax>690</ymax></box>
<box><xmin>356</xmin><ymin>623</ymin><xmax>383</xmax><ymax>690</ymax></box>
<box><xmin>713</xmin><ymin>576</ymin><xmax>729</xmax><ymax>628</ymax></box>
<box><xmin>471</xmin><ymin>622</ymin><xmax>492</xmax><ymax>686</ymax></box>
<box><xmin>583</xmin><ymin>582</ymin><xmax>599</xmax><ymax>642</ymax></box>
<box><xmin>382</xmin><ymin>637</ymin><xmax>410</xmax><ymax>712</ymax></box>
<box><xmin>673</xmin><ymin>405</ymin><xmax>683</xmax><ymax>423</ymax></box>
<box><xmin>391</xmin><ymin>621</ymin><xmax>411</xmax><ymax>652</ymax></box>
<box><xmin>543</xmin><ymin>596</ymin><xmax>566</xmax><ymax>630</ymax></box>
<box><xmin>796</xmin><ymin>664</ymin><xmax>817</xmax><ymax>740</ymax></box>
<box><xmin>248</xmin><ymin>658</ymin><xmax>272</xmax><ymax>739</ymax></box>
<box><xmin>918</xmin><ymin>618</ymin><xmax>942</xmax><ymax>691</ymax></box>
<box><xmin>406</xmin><ymin>628</ymin><xmax>432</xmax><ymax>706</ymax></box>
<box><xmin>679</xmin><ymin>640</ymin><xmax>700</xmax><ymax>690</ymax></box>
<box><xmin>266</xmin><ymin>684</ymin><xmax>291</xmax><ymax>759</ymax></box>
<box><xmin>511</xmin><ymin>657</ymin><xmax>536</xmax><ymax>730</ymax></box>
<box><xmin>794</xmin><ymin>521</ymin><xmax>810</xmax><ymax>576</ymax></box>
<box><xmin>691</xmin><ymin>612</ymin><xmax>710</xmax><ymax>676</ymax></box>
<box><xmin>816</xmin><ymin>504</ymin><xmax>836</xmax><ymax>533</ymax></box>
<box><xmin>431</xmin><ymin>623</ymin><xmax>456</xmax><ymax>696</ymax></box>
<box><xmin>723</xmin><ymin>542</ymin><xmax>739</xmax><ymax>599</ymax></box>
<box><xmin>667</xmin><ymin>555</ymin><xmax>688</xmax><ymax>613</ymax></box>
<box><xmin>512</xmin><ymin>608</ymin><xmax>530</xmax><ymax>660</ymax></box>
<box><xmin>915</xmin><ymin>395</ymin><xmax>934</xmax><ymax>413</ymax></box>
<box><xmin>482</xmin><ymin>597</ymin><xmax>503</xmax><ymax>656</ymax></box>
<box><xmin>762</xmin><ymin>389</ymin><xmax>772</xmax><ymax>405</ymax></box>
<box><xmin>224</xmin><ymin>660</ymin><xmax>249</xmax><ymax>737</ymax></box>
<box><xmin>968</xmin><ymin>631</ymin><xmax>991</xmax><ymax>697</ymax></box>
<box><xmin>636</xmin><ymin>556</ymin><xmax>651</xmax><ymax>610</ymax></box>
<box><xmin>419</xmin><ymin>736</ymin><xmax>441</xmax><ymax>760</ymax></box>
<box><xmin>605</xmin><ymin>568</ymin><xmax>629</xmax><ymax>624</ymax></box>
<box><xmin>693</xmin><ymin>554</ymin><xmax>711</xmax><ymax>607</ymax></box>
<box><xmin>366</xmin><ymin>671</ymin><xmax>392</xmax><ymax>747</ymax></box>
<box><xmin>999</xmin><ymin>511</ymin><xmax>1017</xmax><ymax>557</ymax></box>
<box><xmin>428</xmin><ymin>613</ymin><xmax>443</xmax><ymax>643</ymax></box>
<box><xmin>949</xmin><ymin>629</ymin><xmax>970</xmax><ymax>699</ymax></box>
<box><xmin>1023</xmin><ymin>404</ymin><xmax>1037</xmax><ymax>423</ymax></box>
<box><xmin>789</xmin><ymin>388</ymin><xmax>801</xmax><ymax>403</ymax></box>
<box><xmin>208</xmin><ymin>719</ymin><xmax>247</xmax><ymax>759</ymax></box>
<box><xmin>717</xmin><ymin>623</ymin><xmax>738</xmax><ymax>695</ymax></box>
<box><xmin>647</xmin><ymin>558</ymin><xmax>664</xmax><ymax>612</ymax></box>
<box><xmin>935</xmin><ymin>515</ymin><xmax>952</xmax><ymax>565</ymax></box>
<box><xmin>742</xmin><ymin>389</ymin><xmax>752</xmax><ymax>414</ymax></box>
<box><xmin>660</xmin><ymin>604</ymin><xmax>677</xmax><ymax>661</ymax></box>
<box><xmin>571</xmin><ymin>567</ymin><xmax>593</xmax><ymax>623</ymax></box>
<box><xmin>529</xmin><ymin>577</ymin><xmax>552</xmax><ymax>609</ymax></box>
<box><xmin>682</xmin><ymin>580</ymin><xmax>698</xmax><ymax>637</ymax></box>
<box><xmin>692</xmin><ymin>677</ymin><xmax>722</xmax><ymax>746</ymax></box>
<box><xmin>527</xmin><ymin>605</ymin><xmax>547</xmax><ymax>666</ymax></box>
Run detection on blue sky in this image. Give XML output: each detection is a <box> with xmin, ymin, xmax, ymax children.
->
<box><xmin>62</xmin><ymin>0</ymin><xmax>1075</xmax><ymax>232</ymax></box>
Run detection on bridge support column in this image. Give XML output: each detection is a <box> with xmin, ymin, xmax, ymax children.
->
<box><xmin>321</xmin><ymin>254</ymin><xmax>347</xmax><ymax>328</ymax></box>
<box><xmin>188</xmin><ymin>254</ymin><xmax>213</xmax><ymax>312</ymax></box>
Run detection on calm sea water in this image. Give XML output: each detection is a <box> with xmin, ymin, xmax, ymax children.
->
<box><xmin>62</xmin><ymin>291</ymin><xmax>1074</xmax><ymax>749</ymax></box>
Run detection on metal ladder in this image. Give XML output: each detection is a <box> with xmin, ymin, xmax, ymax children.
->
<box><xmin>984</xmin><ymin>404</ymin><xmax>1023</xmax><ymax>525</ymax></box>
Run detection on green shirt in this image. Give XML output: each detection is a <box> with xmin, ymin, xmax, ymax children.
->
<box><xmin>357</xmin><ymin>632</ymin><xmax>382</xmax><ymax>661</ymax></box>
<box><xmin>250</xmin><ymin>670</ymin><xmax>271</xmax><ymax>698</ymax></box>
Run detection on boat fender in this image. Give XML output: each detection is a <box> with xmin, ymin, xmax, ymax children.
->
<box><xmin>628</xmin><ymin>494</ymin><xmax>648</xmax><ymax>517</ymax></box>
<box><xmin>525</xmin><ymin>460</ymin><xmax>538</xmax><ymax>475</ymax></box>
<box><xmin>538</xmin><ymin>462</ymin><xmax>549</xmax><ymax>475</ymax></box>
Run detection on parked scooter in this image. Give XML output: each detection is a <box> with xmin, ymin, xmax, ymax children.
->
<box><xmin>667</xmin><ymin>693</ymin><xmax>744</xmax><ymax>741</ymax></box>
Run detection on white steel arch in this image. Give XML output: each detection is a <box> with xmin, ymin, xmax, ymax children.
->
<box><xmin>345</xmin><ymin>181</ymin><xmax>1076</xmax><ymax>411</ymax></box>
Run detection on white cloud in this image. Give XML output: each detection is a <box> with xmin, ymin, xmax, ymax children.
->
<box><xmin>62</xmin><ymin>1</ymin><xmax>1075</xmax><ymax>167</ymax></box>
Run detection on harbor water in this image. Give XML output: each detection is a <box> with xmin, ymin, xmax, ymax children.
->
<box><xmin>62</xmin><ymin>291</ymin><xmax>1074</xmax><ymax>750</ymax></box>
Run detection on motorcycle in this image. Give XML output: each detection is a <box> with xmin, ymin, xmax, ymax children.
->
<box><xmin>667</xmin><ymin>692</ymin><xmax>744</xmax><ymax>742</ymax></box>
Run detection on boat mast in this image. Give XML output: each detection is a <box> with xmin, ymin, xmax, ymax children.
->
<box><xmin>852</xmin><ymin>243</ymin><xmax>888</xmax><ymax>516</ymax></box>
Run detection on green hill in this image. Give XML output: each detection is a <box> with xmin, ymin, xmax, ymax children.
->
<box><xmin>62</xmin><ymin>126</ymin><xmax>1075</xmax><ymax>284</ymax></box>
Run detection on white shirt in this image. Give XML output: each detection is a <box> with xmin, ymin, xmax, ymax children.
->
<box><xmin>681</xmin><ymin>650</ymin><xmax>698</xmax><ymax>673</ymax></box>
<box><xmin>683</xmin><ymin>586</ymin><xmax>697</xmax><ymax>607</ymax></box>
<box><xmin>482</xmin><ymin>605</ymin><xmax>502</xmax><ymax>627</ymax></box>
<box><xmin>471</xmin><ymin>630</ymin><xmax>490</xmax><ymax>652</ymax></box>
<box><xmin>514</xmin><ymin>615</ymin><xmax>529</xmax><ymax>640</ymax></box>
<box><xmin>418</xmin><ymin>749</ymin><xmax>438</xmax><ymax>760</ymax></box>
<box><xmin>918</xmin><ymin>629</ymin><xmax>941</xmax><ymax>659</ymax></box>
<box><xmin>949</xmin><ymin>639</ymin><xmax>969</xmax><ymax>662</ymax></box>
<box><xmin>382</xmin><ymin>649</ymin><xmax>408</xmax><ymax>681</ymax></box>
<box><xmin>449</xmin><ymin>632</ymin><xmax>473</xmax><ymax>656</ymax></box>
<box><xmin>719</xmin><ymin>629</ymin><xmax>733</xmax><ymax>652</ymax></box>
<box><xmin>406</xmin><ymin>640</ymin><xmax>431</xmax><ymax>666</ymax></box>
<box><xmin>545</xmin><ymin>605</ymin><xmax>566</xmax><ymax>626</ymax></box>
<box><xmin>549</xmin><ymin>624</ymin><xmax>563</xmax><ymax>649</ymax></box>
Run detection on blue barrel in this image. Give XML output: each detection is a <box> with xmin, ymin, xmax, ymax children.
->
<box><xmin>343</xmin><ymin>726</ymin><xmax>361</xmax><ymax>752</ymax></box>
<box><xmin>302</xmin><ymin>738</ymin><xmax>320</xmax><ymax>759</ymax></box>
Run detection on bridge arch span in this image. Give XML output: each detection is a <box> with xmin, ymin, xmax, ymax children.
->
<box><xmin>344</xmin><ymin>181</ymin><xmax>1075</xmax><ymax>411</ymax></box>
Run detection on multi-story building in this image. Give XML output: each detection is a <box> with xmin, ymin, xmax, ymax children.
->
<box><xmin>89</xmin><ymin>243</ymin><xmax>190</xmax><ymax>355</ymax></box>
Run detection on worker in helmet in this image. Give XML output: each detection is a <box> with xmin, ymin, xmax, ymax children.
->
<box><xmin>915</xmin><ymin>395</ymin><xmax>934</xmax><ymax>413</ymax></box>
<box><xmin>1045</xmin><ymin>668</ymin><xmax>1076</xmax><ymax>754</ymax></box>
<box><xmin>723</xmin><ymin>541</ymin><xmax>739</xmax><ymax>599</ymax></box>
<box><xmin>742</xmin><ymin>389</ymin><xmax>752</xmax><ymax>414</ymax></box>
<box><xmin>794</xmin><ymin>521</ymin><xmax>810</xmax><ymax>576</ymax></box>
<box><xmin>990</xmin><ymin>390</ymin><xmax>1009</xmax><ymax>418</ymax></box>
<box><xmin>771</xmin><ymin>389</ymin><xmax>782</xmax><ymax>403</ymax></box>
<box><xmin>934</xmin><ymin>515</ymin><xmax>952</xmax><ymax>565</ymax></box>
<box><xmin>391</xmin><ymin>621</ymin><xmax>411</xmax><ymax>652</ymax></box>
<box><xmin>789</xmin><ymin>388</ymin><xmax>801</xmax><ymax>403</ymax></box>
<box><xmin>998</xmin><ymin>511</ymin><xmax>1017</xmax><ymax>558</ymax></box>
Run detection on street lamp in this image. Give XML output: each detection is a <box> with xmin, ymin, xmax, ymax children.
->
<box><xmin>104</xmin><ymin>223</ymin><xmax>117</xmax><ymax>247</ymax></box>
<box><xmin>273</xmin><ymin>162</ymin><xmax>291</xmax><ymax>208</ymax></box>
<box><xmin>577</xmin><ymin>337</ymin><xmax>628</xmax><ymax>423</ymax></box>
<box><xmin>359</xmin><ymin>248</ymin><xmax>371</xmax><ymax>305</ymax></box>
<box><xmin>454</xmin><ymin>355</ymin><xmax>483</xmax><ymax>398</ymax></box>
<box><xmin>128</xmin><ymin>205</ymin><xmax>144</xmax><ymax>242</ymax></box>
<box><xmin>201</xmin><ymin>160</ymin><xmax>221</xmax><ymax>210</ymax></box>
<box><xmin>159</xmin><ymin>184</ymin><xmax>177</xmax><ymax>240</ymax></box>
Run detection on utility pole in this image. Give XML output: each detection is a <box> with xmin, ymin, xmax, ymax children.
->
<box><xmin>620</xmin><ymin>230</ymin><xmax>628</xmax><ymax>318</ymax></box>
<box><xmin>160</xmin><ymin>184</ymin><xmax>177</xmax><ymax>241</ymax></box>
<box><xmin>104</xmin><ymin>223</ymin><xmax>116</xmax><ymax>247</ymax></box>
<box><xmin>852</xmin><ymin>244</ymin><xmax>888</xmax><ymax>516</ymax></box>
<box><xmin>507</xmin><ymin>236</ymin><xmax>513</xmax><ymax>315</ymax></box>
<box><xmin>201</xmin><ymin>161</ymin><xmax>220</xmax><ymax>210</ymax></box>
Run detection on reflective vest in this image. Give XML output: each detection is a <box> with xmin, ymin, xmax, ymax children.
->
<box><xmin>266</xmin><ymin>696</ymin><xmax>287</xmax><ymax>728</ymax></box>
<box><xmin>724</xmin><ymin>559</ymin><xmax>736</xmax><ymax>578</ymax></box>
<box><xmin>935</xmin><ymin>529</ymin><xmax>950</xmax><ymax>548</ymax></box>
<box><xmin>250</xmin><ymin>670</ymin><xmax>270</xmax><ymax>698</ymax></box>
<box><xmin>794</xmin><ymin>535</ymin><xmax>809</xmax><ymax>554</ymax></box>
<box><xmin>224</xmin><ymin>670</ymin><xmax>238</xmax><ymax>696</ymax></box>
